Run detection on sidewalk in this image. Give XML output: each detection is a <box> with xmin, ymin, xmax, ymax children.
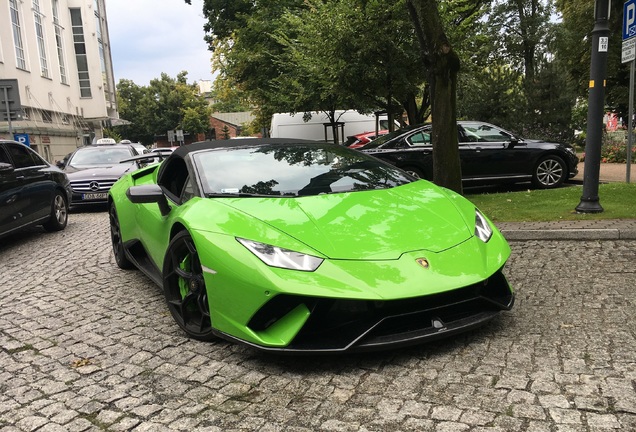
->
<box><xmin>572</xmin><ymin>160</ymin><xmax>636</xmax><ymax>183</ymax></box>
<box><xmin>495</xmin><ymin>162</ymin><xmax>636</xmax><ymax>240</ymax></box>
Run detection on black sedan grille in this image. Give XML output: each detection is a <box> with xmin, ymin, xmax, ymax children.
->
<box><xmin>70</xmin><ymin>179</ymin><xmax>118</xmax><ymax>193</ymax></box>
<box><xmin>247</xmin><ymin>269</ymin><xmax>514</xmax><ymax>353</ymax></box>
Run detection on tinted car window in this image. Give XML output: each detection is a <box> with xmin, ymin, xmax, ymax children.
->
<box><xmin>0</xmin><ymin>146</ymin><xmax>11</xmax><ymax>165</ymax></box>
<box><xmin>68</xmin><ymin>147</ymin><xmax>134</xmax><ymax>166</ymax></box>
<box><xmin>461</xmin><ymin>122</ymin><xmax>513</xmax><ymax>142</ymax></box>
<box><xmin>6</xmin><ymin>144</ymin><xmax>41</xmax><ymax>168</ymax></box>
<box><xmin>408</xmin><ymin>131</ymin><xmax>432</xmax><ymax>147</ymax></box>
<box><xmin>361</xmin><ymin>126</ymin><xmax>420</xmax><ymax>149</ymax></box>
<box><xmin>194</xmin><ymin>144</ymin><xmax>412</xmax><ymax>197</ymax></box>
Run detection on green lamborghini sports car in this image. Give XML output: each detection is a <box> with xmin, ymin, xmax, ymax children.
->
<box><xmin>108</xmin><ymin>138</ymin><xmax>514</xmax><ymax>353</ymax></box>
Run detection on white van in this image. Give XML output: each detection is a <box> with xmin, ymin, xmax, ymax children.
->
<box><xmin>270</xmin><ymin>110</ymin><xmax>393</xmax><ymax>143</ymax></box>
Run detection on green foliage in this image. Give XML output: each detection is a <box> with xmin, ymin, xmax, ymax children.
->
<box><xmin>556</xmin><ymin>0</ymin><xmax>629</xmax><ymax>117</ymax></box>
<box><xmin>115</xmin><ymin>72</ymin><xmax>211</xmax><ymax>144</ymax></box>
<box><xmin>457</xmin><ymin>64</ymin><xmax>526</xmax><ymax>130</ymax></box>
<box><xmin>580</xmin><ymin>131</ymin><xmax>636</xmax><ymax>163</ymax></box>
<box><xmin>204</xmin><ymin>0</ymin><xmax>429</xmax><ymax>130</ymax></box>
<box><xmin>598</xmin><ymin>142</ymin><xmax>636</xmax><ymax>164</ymax></box>
<box><xmin>103</xmin><ymin>128</ymin><xmax>122</xmax><ymax>142</ymax></box>
<box><xmin>210</xmin><ymin>74</ymin><xmax>252</xmax><ymax>113</ymax></box>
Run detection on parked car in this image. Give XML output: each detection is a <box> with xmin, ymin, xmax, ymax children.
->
<box><xmin>360</xmin><ymin>121</ymin><xmax>579</xmax><ymax>189</ymax></box>
<box><xmin>345</xmin><ymin>130</ymin><xmax>388</xmax><ymax>149</ymax></box>
<box><xmin>0</xmin><ymin>140</ymin><xmax>71</xmax><ymax>239</ymax></box>
<box><xmin>120</xmin><ymin>140</ymin><xmax>149</xmax><ymax>155</ymax></box>
<box><xmin>108</xmin><ymin>138</ymin><xmax>514</xmax><ymax>353</ymax></box>
<box><xmin>64</xmin><ymin>142</ymin><xmax>142</xmax><ymax>205</ymax></box>
<box><xmin>270</xmin><ymin>110</ymin><xmax>397</xmax><ymax>143</ymax></box>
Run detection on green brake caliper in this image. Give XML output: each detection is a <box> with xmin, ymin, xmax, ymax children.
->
<box><xmin>178</xmin><ymin>254</ymin><xmax>191</xmax><ymax>300</ymax></box>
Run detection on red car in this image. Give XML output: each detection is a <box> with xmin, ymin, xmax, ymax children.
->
<box><xmin>345</xmin><ymin>130</ymin><xmax>388</xmax><ymax>149</ymax></box>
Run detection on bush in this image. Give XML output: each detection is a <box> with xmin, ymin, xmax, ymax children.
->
<box><xmin>581</xmin><ymin>141</ymin><xmax>636</xmax><ymax>163</ymax></box>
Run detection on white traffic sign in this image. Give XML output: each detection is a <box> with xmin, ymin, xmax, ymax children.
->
<box><xmin>625</xmin><ymin>0</ymin><xmax>636</xmax><ymax>40</ymax></box>
<box><xmin>623</xmin><ymin>37</ymin><xmax>636</xmax><ymax>63</ymax></box>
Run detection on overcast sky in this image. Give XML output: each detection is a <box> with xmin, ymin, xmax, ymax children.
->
<box><xmin>105</xmin><ymin>0</ymin><xmax>215</xmax><ymax>86</ymax></box>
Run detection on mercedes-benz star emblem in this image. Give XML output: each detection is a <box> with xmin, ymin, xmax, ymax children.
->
<box><xmin>89</xmin><ymin>181</ymin><xmax>100</xmax><ymax>191</ymax></box>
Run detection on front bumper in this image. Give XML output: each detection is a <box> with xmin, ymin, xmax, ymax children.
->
<box><xmin>197</xmin><ymin>230</ymin><xmax>514</xmax><ymax>353</ymax></box>
<box><xmin>218</xmin><ymin>268</ymin><xmax>514</xmax><ymax>353</ymax></box>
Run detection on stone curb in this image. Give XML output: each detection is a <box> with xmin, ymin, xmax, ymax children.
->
<box><xmin>500</xmin><ymin>228</ymin><xmax>636</xmax><ymax>241</ymax></box>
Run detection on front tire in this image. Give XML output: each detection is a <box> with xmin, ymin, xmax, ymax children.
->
<box><xmin>163</xmin><ymin>231</ymin><xmax>215</xmax><ymax>341</ymax></box>
<box><xmin>532</xmin><ymin>155</ymin><xmax>567</xmax><ymax>189</ymax></box>
<box><xmin>42</xmin><ymin>191</ymin><xmax>68</xmax><ymax>232</ymax></box>
<box><xmin>109</xmin><ymin>202</ymin><xmax>135</xmax><ymax>269</ymax></box>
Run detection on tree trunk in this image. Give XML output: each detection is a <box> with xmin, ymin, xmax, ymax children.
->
<box><xmin>406</xmin><ymin>0</ymin><xmax>463</xmax><ymax>194</ymax></box>
<box><xmin>430</xmin><ymin>51</ymin><xmax>461</xmax><ymax>193</ymax></box>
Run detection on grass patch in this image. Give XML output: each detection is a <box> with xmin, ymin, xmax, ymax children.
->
<box><xmin>466</xmin><ymin>183</ymin><xmax>636</xmax><ymax>222</ymax></box>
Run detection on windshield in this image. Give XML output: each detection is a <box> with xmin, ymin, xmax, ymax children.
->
<box><xmin>360</xmin><ymin>125</ymin><xmax>421</xmax><ymax>150</ymax></box>
<box><xmin>68</xmin><ymin>147</ymin><xmax>133</xmax><ymax>167</ymax></box>
<box><xmin>194</xmin><ymin>144</ymin><xmax>412</xmax><ymax>197</ymax></box>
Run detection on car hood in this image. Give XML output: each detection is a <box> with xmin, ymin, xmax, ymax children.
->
<box><xmin>216</xmin><ymin>181</ymin><xmax>473</xmax><ymax>260</ymax></box>
<box><xmin>65</xmin><ymin>163</ymin><xmax>136</xmax><ymax>178</ymax></box>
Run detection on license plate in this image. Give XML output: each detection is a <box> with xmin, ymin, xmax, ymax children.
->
<box><xmin>82</xmin><ymin>193</ymin><xmax>108</xmax><ymax>200</ymax></box>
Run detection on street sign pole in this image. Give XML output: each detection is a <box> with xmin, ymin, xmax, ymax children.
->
<box><xmin>628</xmin><ymin>60</ymin><xmax>634</xmax><ymax>183</ymax></box>
<box><xmin>576</xmin><ymin>0</ymin><xmax>611</xmax><ymax>213</ymax></box>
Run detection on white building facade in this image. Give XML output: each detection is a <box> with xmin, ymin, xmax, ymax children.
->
<box><xmin>0</xmin><ymin>0</ymin><xmax>118</xmax><ymax>163</ymax></box>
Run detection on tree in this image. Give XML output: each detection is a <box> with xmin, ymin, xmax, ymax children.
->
<box><xmin>202</xmin><ymin>0</ymin><xmax>430</xmax><ymax>133</ymax></box>
<box><xmin>115</xmin><ymin>79</ymin><xmax>155</xmax><ymax>144</ymax></box>
<box><xmin>556</xmin><ymin>0</ymin><xmax>628</xmax><ymax>119</ymax></box>
<box><xmin>457</xmin><ymin>65</ymin><xmax>526</xmax><ymax>130</ymax></box>
<box><xmin>116</xmin><ymin>72</ymin><xmax>211</xmax><ymax>144</ymax></box>
<box><xmin>406</xmin><ymin>0</ymin><xmax>465</xmax><ymax>193</ymax></box>
<box><xmin>210</xmin><ymin>74</ymin><xmax>252</xmax><ymax>113</ymax></box>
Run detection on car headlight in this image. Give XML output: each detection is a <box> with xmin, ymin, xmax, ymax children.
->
<box><xmin>475</xmin><ymin>210</ymin><xmax>493</xmax><ymax>243</ymax></box>
<box><xmin>237</xmin><ymin>238</ymin><xmax>323</xmax><ymax>271</ymax></box>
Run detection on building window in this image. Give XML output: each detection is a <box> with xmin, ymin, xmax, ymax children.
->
<box><xmin>33</xmin><ymin>0</ymin><xmax>50</xmax><ymax>78</ymax></box>
<box><xmin>9</xmin><ymin>0</ymin><xmax>27</xmax><ymax>70</ymax></box>
<box><xmin>42</xmin><ymin>110</ymin><xmax>53</xmax><ymax>123</ymax></box>
<box><xmin>94</xmin><ymin>0</ymin><xmax>110</xmax><ymax>100</ymax></box>
<box><xmin>52</xmin><ymin>0</ymin><xmax>68</xmax><ymax>84</ymax></box>
<box><xmin>70</xmin><ymin>8</ymin><xmax>92</xmax><ymax>98</ymax></box>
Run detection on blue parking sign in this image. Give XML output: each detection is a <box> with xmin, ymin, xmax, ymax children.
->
<box><xmin>14</xmin><ymin>133</ymin><xmax>30</xmax><ymax>147</ymax></box>
<box><xmin>625</xmin><ymin>0</ymin><xmax>636</xmax><ymax>40</ymax></box>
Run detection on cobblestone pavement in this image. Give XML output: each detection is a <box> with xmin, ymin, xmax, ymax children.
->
<box><xmin>1</xmin><ymin>211</ymin><xmax>636</xmax><ymax>431</ymax></box>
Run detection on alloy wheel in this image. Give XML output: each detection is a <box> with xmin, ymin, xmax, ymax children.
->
<box><xmin>163</xmin><ymin>231</ymin><xmax>214</xmax><ymax>340</ymax></box>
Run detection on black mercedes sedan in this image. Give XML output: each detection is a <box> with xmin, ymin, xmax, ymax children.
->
<box><xmin>360</xmin><ymin>121</ymin><xmax>579</xmax><ymax>189</ymax></box>
<box><xmin>63</xmin><ymin>142</ymin><xmax>142</xmax><ymax>206</ymax></box>
<box><xmin>0</xmin><ymin>140</ymin><xmax>71</xmax><ymax>239</ymax></box>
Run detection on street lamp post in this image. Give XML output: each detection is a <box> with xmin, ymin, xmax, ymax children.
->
<box><xmin>576</xmin><ymin>0</ymin><xmax>612</xmax><ymax>213</ymax></box>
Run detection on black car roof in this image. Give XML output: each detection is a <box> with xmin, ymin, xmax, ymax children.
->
<box><xmin>172</xmin><ymin>138</ymin><xmax>322</xmax><ymax>158</ymax></box>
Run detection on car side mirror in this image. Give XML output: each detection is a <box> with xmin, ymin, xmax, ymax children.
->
<box><xmin>126</xmin><ymin>184</ymin><xmax>171</xmax><ymax>216</ymax></box>
<box><xmin>0</xmin><ymin>162</ymin><xmax>14</xmax><ymax>174</ymax></box>
<box><xmin>507</xmin><ymin>137</ymin><xmax>519</xmax><ymax>149</ymax></box>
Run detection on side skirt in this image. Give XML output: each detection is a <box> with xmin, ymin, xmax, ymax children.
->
<box><xmin>122</xmin><ymin>239</ymin><xmax>163</xmax><ymax>287</ymax></box>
